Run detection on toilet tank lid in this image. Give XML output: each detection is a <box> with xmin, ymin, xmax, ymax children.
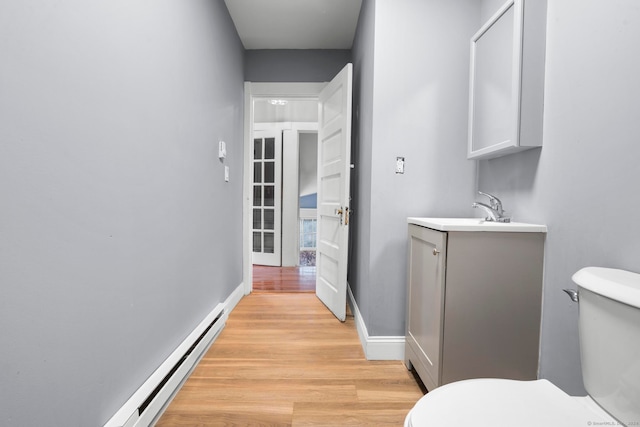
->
<box><xmin>572</xmin><ymin>267</ymin><xmax>640</xmax><ymax>309</ymax></box>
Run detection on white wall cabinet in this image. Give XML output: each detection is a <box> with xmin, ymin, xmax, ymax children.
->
<box><xmin>404</xmin><ymin>222</ymin><xmax>545</xmax><ymax>391</ymax></box>
<box><xmin>467</xmin><ymin>0</ymin><xmax>547</xmax><ymax>160</ymax></box>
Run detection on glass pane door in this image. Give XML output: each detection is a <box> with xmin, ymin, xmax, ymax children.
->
<box><xmin>252</xmin><ymin>129</ymin><xmax>282</xmax><ymax>266</ymax></box>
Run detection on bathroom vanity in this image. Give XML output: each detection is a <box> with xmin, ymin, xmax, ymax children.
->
<box><xmin>404</xmin><ymin>218</ymin><xmax>546</xmax><ymax>391</ymax></box>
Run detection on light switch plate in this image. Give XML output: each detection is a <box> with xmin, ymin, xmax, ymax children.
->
<box><xmin>218</xmin><ymin>140</ymin><xmax>227</xmax><ymax>160</ymax></box>
<box><xmin>396</xmin><ymin>157</ymin><xmax>405</xmax><ymax>174</ymax></box>
<box><xmin>224</xmin><ymin>166</ymin><xmax>229</xmax><ymax>182</ymax></box>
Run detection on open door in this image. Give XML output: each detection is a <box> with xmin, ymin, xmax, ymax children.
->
<box><xmin>251</xmin><ymin>129</ymin><xmax>282</xmax><ymax>266</ymax></box>
<box><xmin>316</xmin><ymin>63</ymin><xmax>352</xmax><ymax>321</ymax></box>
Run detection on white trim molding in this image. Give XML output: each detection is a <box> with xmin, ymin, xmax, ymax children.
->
<box><xmin>224</xmin><ymin>281</ymin><xmax>245</xmax><ymax>314</ymax></box>
<box><xmin>347</xmin><ymin>285</ymin><xmax>405</xmax><ymax>361</ymax></box>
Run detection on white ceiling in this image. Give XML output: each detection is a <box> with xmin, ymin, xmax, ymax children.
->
<box><xmin>224</xmin><ymin>0</ymin><xmax>363</xmax><ymax>49</ymax></box>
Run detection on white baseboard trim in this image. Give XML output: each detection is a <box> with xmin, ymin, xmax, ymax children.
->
<box><xmin>104</xmin><ymin>282</ymin><xmax>245</xmax><ymax>427</ymax></box>
<box><xmin>225</xmin><ymin>281</ymin><xmax>245</xmax><ymax>314</ymax></box>
<box><xmin>347</xmin><ymin>285</ymin><xmax>405</xmax><ymax>361</ymax></box>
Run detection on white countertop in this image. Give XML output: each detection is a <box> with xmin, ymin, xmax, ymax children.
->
<box><xmin>408</xmin><ymin>217</ymin><xmax>547</xmax><ymax>233</ymax></box>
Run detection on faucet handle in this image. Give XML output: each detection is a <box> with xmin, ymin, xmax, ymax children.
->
<box><xmin>478</xmin><ymin>191</ymin><xmax>503</xmax><ymax>214</ymax></box>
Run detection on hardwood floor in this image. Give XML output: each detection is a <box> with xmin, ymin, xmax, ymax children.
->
<box><xmin>156</xmin><ymin>293</ymin><xmax>424</xmax><ymax>426</ymax></box>
<box><xmin>252</xmin><ymin>265</ymin><xmax>316</xmax><ymax>292</ymax></box>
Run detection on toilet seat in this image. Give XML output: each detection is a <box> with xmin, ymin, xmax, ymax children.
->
<box><xmin>405</xmin><ymin>379</ymin><xmax>616</xmax><ymax>427</ymax></box>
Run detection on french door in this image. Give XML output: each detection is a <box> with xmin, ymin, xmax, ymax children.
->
<box><xmin>252</xmin><ymin>129</ymin><xmax>282</xmax><ymax>266</ymax></box>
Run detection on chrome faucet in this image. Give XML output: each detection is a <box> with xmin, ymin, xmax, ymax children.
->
<box><xmin>473</xmin><ymin>191</ymin><xmax>511</xmax><ymax>223</ymax></box>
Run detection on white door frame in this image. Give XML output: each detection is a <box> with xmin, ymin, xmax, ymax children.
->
<box><xmin>243</xmin><ymin>82</ymin><xmax>326</xmax><ymax>295</ymax></box>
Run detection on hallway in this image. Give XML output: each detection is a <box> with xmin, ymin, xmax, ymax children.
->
<box><xmin>156</xmin><ymin>293</ymin><xmax>423</xmax><ymax>425</ymax></box>
<box><xmin>252</xmin><ymin>265</ymin><xmax>316</xmax><ymax>293</ymax></box>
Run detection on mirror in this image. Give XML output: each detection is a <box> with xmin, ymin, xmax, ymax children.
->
<box><xmin>468</xmin><ymin>0</ymin><xmax>547</xmax><ymax>160</ymax></box>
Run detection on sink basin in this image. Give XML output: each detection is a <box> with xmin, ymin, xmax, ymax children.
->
<box><xmin>408</xmin><ymin>217</ymin><xmax>547</xmax><ymax>233</ymax></box>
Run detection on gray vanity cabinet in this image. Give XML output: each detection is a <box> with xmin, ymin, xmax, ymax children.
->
<box><xmin>404</xmin><ymin>223</ymin><xmax>545</xmax><ymax>391</ymax></box>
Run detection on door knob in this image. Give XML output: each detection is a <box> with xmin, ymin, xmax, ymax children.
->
<box><xmin>335</xmin><ymin>208</ymin><xmax>344</xmax><ymax>225</ymax></box>
<box><xmin>432</xmin><ymin>249</ymin><xmax>440</xmax><ymax>256</ymax></box>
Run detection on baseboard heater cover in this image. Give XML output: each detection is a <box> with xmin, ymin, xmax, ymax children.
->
<box><xmin>104</xmin><ymin>303</ymin><xmax>227</xmax><ymax>427</ymax></box>
<box><xmin>138</xmin><ymin>310</ymin><xmax>223</xmax><ymax>415</ymax></box>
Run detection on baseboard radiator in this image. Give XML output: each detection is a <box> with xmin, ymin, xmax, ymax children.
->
<box><xmin>104</xmin><ymin>303</ymin><xmax>228</xmax><ymax>427</ymax></box>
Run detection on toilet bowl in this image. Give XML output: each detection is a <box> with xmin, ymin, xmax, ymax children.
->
<box><xmin>404</xmin><ymin>378</ymin><xmax>614</xmax><ymax>426</ymax></box>
<box><xmin>405</xmin><ymin>267</ymin><xmax>640</xmax><ymax>427</ymax></box>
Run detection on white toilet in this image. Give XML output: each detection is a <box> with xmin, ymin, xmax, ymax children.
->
<box><xmin>405</xmin><ymin>267</ymin><xmax>640</xmax><ymax>426</ymax></box>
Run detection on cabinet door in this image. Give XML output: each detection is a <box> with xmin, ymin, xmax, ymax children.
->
<box><xmin>406</xmin><ymin>225</ymin><xmax>446</xmax><ymax>390</ymax></box>
<box><xmin>467</xmin><ymin>0</ymin><xmax>547</xmax><ymax>159</ymax></box>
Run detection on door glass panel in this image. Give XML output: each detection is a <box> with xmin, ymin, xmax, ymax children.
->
<box><xmin>264</xmin><ymin>186</ymin><xmax>275</xmax><ymax>207</ymax></box>
<box><xmin>253</xmin><ymin>163</ymin><xmax>262</xmax><ymax>183</ymax></box>
<box><xmin>253</xmin><ymin>209</ymin><xmax>262</xmax><ymax>229</ymax></box>
<box><xmin>254</xmin><ymin>138</ymin><xmax>262</xmax><ymax>160</ymax></box>
<box><xmin>265</xmin><ymin>138</ymin><xmax>275</xmax><ymax>160</ymax></box>
<box><xmin>264</xmin><ymin>162</ymin><xmax>275</xmax><ymax>183</ymax></box>
<box><xmin>264</xmin><ymin>233</ymin><xmax>274</xmax><ymax>254</ymax></box>
<box><xmin>300</xmin><ymin>219</ymin><xmax>317</xmax><ymax>248</ymax></box>
<box><xmin>253</xmin><ymin>186</ymin><xmax>262</xmax><ymax>207</ymax></box>
<box><xmin>253</xmin><ymin>232</ymin><xmax>262</xmax><ymax>252</ymax></box>
<box><xmin>264</xmin><ymin>209</ymin><xmax>274</xmax><ymax>230</ymax></box>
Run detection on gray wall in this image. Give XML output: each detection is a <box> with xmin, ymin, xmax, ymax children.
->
<box><xmin>477</xmin><ymin>0</ymin><xmax>640</xmax><ymax>395</ymax></box>
<box><xmin>350</xmin><ymin>0</ymin><xmax>376</xmax><ymax>330</ymax></box>
<box><xmin>350</xmin><ymin>0</ymin><xmax>479</xmax><ymax>336</ymax></box>
<box><xmin>245</xmin><ymin>49</ymin><xmax>351</xmax><ymax>82</ymax></box>
<box><xmin>353</xmin><ymin>0</ymin><xmax>640</xmax><ymax>396</ymax></box>
<box><xmin>299</xmin><ymin>133</ymin><xmax>319</xmax><ymax>197</ymax></box>
<box><xmin>0</xmin><ymin>1</ymin><xmax>244</xmax><ymax>425</ymax></box>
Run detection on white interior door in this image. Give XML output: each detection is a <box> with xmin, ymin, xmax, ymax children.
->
<box><xmin>316</xmin><ymin>63</ymin><xmax>352</xmax><ymax>321</ymax></box>
<box><xmin>252</xmin><ymin>129</ymin><xmax>282</xmax><ymax>266</ymax></box>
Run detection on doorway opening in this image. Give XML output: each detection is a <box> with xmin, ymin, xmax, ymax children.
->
<box><xmin>297</xmin><ymin>131</ymin><xmax>318</xmax><ymax>267</ymax></box>
<box><xmin>243</xmin><ymin>64</ymin><xmax>353</xmax><ymax>321</ymax></box>
<box><xmin>243</xmin><ymin>83</ymin><xmax>325</xmax><ymax>294</ymax></box>
<box><xmin>252</xmin><ymin>123</ymin><xmax>319</xmax><ymax>293</ymax></box>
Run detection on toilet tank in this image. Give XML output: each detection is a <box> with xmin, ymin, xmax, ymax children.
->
<box><xmin>572</xmin><ymin>267</ymin><xmax>640</xmax><ymax>425</ymax></box>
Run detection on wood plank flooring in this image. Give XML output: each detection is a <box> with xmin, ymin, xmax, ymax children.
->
<box><xmin>252</xmin><ymin>265</ymin><xmax>316</xmax><ymax>292</ymax></box>
<box><xmin>156</xmin><ymin>293</ymin><xmax>424</xmax><ymax>426</ymax></box>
